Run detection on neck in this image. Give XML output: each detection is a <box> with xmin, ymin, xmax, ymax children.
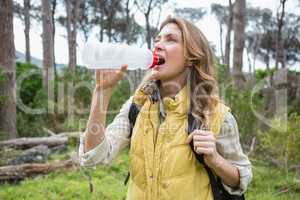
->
<box><xmin>159</xmin><ymin>69</ymin><xmax>189</xmax><ymax>99</ymax></box>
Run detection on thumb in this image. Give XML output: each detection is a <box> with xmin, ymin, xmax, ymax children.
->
<box><xmin>116</xmin><ymin>64</ymin><xmax>128</xmax><ymax>78</ymax></box>
<box><xmin>185</xmin><ymin>132</ymin><xmax>194</xmax><ymax>144</ymax></box>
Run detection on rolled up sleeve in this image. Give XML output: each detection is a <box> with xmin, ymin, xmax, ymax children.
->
<box><xmin>78</xmin><ymin>97</ymin><xmax>132</xmax><ymax>167</ymax></box>
<box><xmin>216</xmin><ymin>112</ymin><xmax>253</xmax><ymax>195</ymax></box>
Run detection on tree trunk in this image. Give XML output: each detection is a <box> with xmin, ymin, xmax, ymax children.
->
<box><xmin>65</xmin><ymin>0</ymin><xmax>81</xmax><ymax>71</ymax></box>
<box><xmin>24</xmin><ymin>0</ymin><xmax>31</xmax><ymax>63</ymax></box>
<box><xmin>125</xmin><ymin>0</ymin><xmax>131</xmax><ymax>43</ymax></box>
<box><xmin>145</xmin><ymin>0</ymin><xmax>154</xmax><ymax>49</ymax></box>
<box><xmin>100</xmin><ymin>7</ymin><xmax>104</xmax><ymax>42</ymax></box>
<box><xmin>219</xmin><ymin>22</ymin><xmax>224</xmax><ymax>64</ymax></box>
<box><xmin>145</xmin><ymin>14</ymin><xmax>152</xmax><ymax>49</ymax></box>
<box><xmin>275</xmin><ymin>0</ymin><xmax>286</xmax><ymax>69</ymax></box>
<box><xmin>232</xmin><ymin>0</ymin><xmax>246</xmax><ymax>89</ymax></box>
<box><xmin>41</xmin><ymin>0</ymin><xmax>55</xmax><ymax>105</ymax></box>
<box><xmin>0</xmin><ymin>0</ymin><xmax>17</xmax><ymax>138</ymax></box>
<box><xmin>0</xmin><ymin>136</ymin><xmax>68</xmax><ymax>149</ymax></box>
<box><xmin>51</xmin><ymin>0</ymin><xmax>57</xmax><ymax>83</ymax></box>
<box><xmin>224</xmin><ymin>0</ymin><xmax>233</xmax><ymax>69</ymax></box>
<box><xmin>0</xmin><ymin>159</ymin><xmax>75</xmax><ymax>182</ymax></box>
<box><xmin>265</xmin><ymin>49</ymin><xmax>270</xmax><ymax>71</ymax></box>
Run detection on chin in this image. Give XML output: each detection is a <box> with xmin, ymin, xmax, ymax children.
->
<box><xmin>156</xmin><ymin>72</ymin><xmax>177</xmax><ymax>82</ymax></box>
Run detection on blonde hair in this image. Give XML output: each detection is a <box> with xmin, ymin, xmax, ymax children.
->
<box><xmin>137</xmin><ymin>16</ymin><xmax>219</xmax><ymax>125</ymax></box>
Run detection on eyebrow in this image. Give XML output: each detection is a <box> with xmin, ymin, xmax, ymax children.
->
<box><xmin>154</xmin><ymin>33</ymin><xmax>180</xmax><ymax>40</ymax></box>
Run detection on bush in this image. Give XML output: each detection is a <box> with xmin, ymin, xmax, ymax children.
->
<box><xmin>216</xmin><ymin>62</ymin><xmax>264</xmax><ymax>144</ymax></box>
<box><xmin>258</xmin><ymin>113</ymin><xmax>300</xmax><ymax>171</ymax></box>
<box><xmin>16</xmin><ymin>62</ymin><xmax>48</xmax><ymax>137</ymax></box>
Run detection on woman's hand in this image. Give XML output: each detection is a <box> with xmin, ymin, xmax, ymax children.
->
<box><xmin>95</xmin><ymin>64</ymin><xmax>128</xmax><ymax>90</ymax></box>
<box><xmin>186</xmin><ymin>129</ymin><xmax>222</xmax><ymax>168</ymax></box>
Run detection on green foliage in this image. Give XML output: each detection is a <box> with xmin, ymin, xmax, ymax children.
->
<box><xmin>259</xmin><ymin>113</ymin><xmax>300</xmax><ymax>170</ymax></box>
<box><xmin>16</xmin><ymin>62</ymin><xmax>44</xmax><ymax>106</ymax></box>
<box><xmin>106</xmin><ymin>79</ymin><xmax>131</xmax><ymax>124</ymax></box>
<box><xmin>216</xmin><ymin>62</ymin><xmax>264</xmax><ymax>143</ymax></box>
<box><xmin>246</xmin><ymin>159</ymin><xmax>300</xmax><ymax>200</ymax></box>
<box><xmin>224</xmin><ymin>85</ymin><xmax>263</xmax><ymax>142</ymax></box>
<box><xmin>254</xmin><ymin>68</ymin><xmax>275</xmax><ymax>81</ymax></box>
<box><xmin>16</xmin><ymin>62</ymin><xmax>48</xmax><ymax>137</ymax></box>
<box><xmin>289</xmin><ymin>97</ymin><xmax>300</xmax><ymax>116</ymax></box>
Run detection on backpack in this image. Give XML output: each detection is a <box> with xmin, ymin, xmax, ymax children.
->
<box><xmin>125</xmin><ymin>102</ymin><xmax>245</xmax><ymax>200</ymax></box>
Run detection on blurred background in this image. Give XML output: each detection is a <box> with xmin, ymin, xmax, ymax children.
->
<box><xmin>0</xmin><ymin>0</ymin><xmax>300</xmax><ymax>199</ymax></box>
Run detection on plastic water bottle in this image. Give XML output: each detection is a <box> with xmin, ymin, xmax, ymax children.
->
<box><xmin>81</xmin><ymin>41</ymin><xmax>165</xmax><ymax>70</ymax></box>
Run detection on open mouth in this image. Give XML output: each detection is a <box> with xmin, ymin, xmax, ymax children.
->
<box><xmin>157</xmin><ymin>55</ymin><xmax>166</xmax><ymax>65</ymax></box>
<box><xmin>148</xmin><ymin>51</ymin><xmax>166</xmax><ymax>69</ymax></box>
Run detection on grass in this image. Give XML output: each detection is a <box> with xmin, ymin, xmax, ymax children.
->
<box><xmin>246</xmin><ymin>159</ymin><xmax>300</xmax><ymax>200</ymax></box>
<box><xmin>0</xmin><ymin>147</ymin><xmax>300</xmax><ymax>200</ymax></box>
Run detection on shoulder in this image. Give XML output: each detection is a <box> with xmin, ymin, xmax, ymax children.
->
<box><xmin>219</xmin><ymin>111</ymin><xmax>239</xmax><ymax>138</ymax></box>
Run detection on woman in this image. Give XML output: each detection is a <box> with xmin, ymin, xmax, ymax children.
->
<box><xmin>79</xmin><ymin>16</ymin><xmax>252</xmax><ymax>200</ymax></box>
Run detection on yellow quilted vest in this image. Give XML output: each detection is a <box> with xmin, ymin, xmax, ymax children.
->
<box><xmin>126</xmin><ymin>84</ymin><xmax>229</xmax><ymax>200</ymax></box>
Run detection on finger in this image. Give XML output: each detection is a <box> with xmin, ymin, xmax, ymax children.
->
<box><xmin>185</xmin><ymin>132</ymin><xmax>195</xmax><ymax>144</ymax></box>
<box><xmin>193</xmin><ymin>141</ymin><xmax>214</xmax><ymax>148</ymax></box>
<box><xmin>116</xmin><ymin>64</ymin><xmax>128</xmax><ymax>78</ymax></box>
<box><xmin>193</xmin><ymin>129</ymin><xmax>213</xmax><ymax>136</ymax></box>
<box><xmin>193</xmin><ymin>134</ymin><xmax>216</xmax><ymax>142</ymax></box>
<box><xmin>195</xmin><ymin>147</ymin><xmax>214</xmax><ymax>155</ymax></box>
<box><xmin>120</xmin><ymin>64</ymin><xmax>128</xmax><ymax>72</ymax></box>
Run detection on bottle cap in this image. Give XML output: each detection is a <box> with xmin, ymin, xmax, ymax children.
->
<box><xmin>149</xmin><ymin>49</ymin><xmax>159</xmax><ymax>69</ymax></box>
<box><xmin>149</xmin><ymin>49</ymin><xmax>165</xmax><ymax>69</ymax></box>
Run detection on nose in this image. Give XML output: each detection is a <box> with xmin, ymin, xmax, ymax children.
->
<box><xmin>153</xmin><ymin>41</ymin><xmax>164</xmax><ymax>52</ymax></box>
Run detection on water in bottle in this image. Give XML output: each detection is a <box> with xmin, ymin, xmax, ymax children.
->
<box><xmin>81</xmin><ymin>41</ymin><xmax>165</xmax><ymax>70</ymax></box>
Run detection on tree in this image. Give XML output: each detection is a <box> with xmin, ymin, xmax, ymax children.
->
<box><xmin>275</xmin><ymin>0</ymin><xmax>287</xmax><ymax>69</ymax></box>
<box><xmin>211</xmin><ymin>4</ymin><xmax>227</xmax><ymax>64</ymax></box>
<box><xmin>64</xmin><ymin>0</ymin><xmax>82</xmax><ymax>71</ymax></box>
<box><xmin>0</xmin><ymin>0</ymin><xmax>17</xmax><ymax>138</ymax></box>
<box><xmin>77</xmin><ymin>0</ymin><xmax>93</xmax><ymax>42</ymax></box>
<box><xmin>41</xmin><ymin>0</ymin><xmax>54</xmax><ymax>101</ymax></box>
<box><xmin>51</xmin><ymin>0</ymin><xmax>57</xmax><ymax>79</ymax></box>
<box><xmin>246</xmin><ymin>10</ymin><xmax>300</xmax><ymax>70</ymax></box>
<box><xmin>135</xmin><ymin>0</ymin><xmax>168</xmax><ymax>48</ymax></box>
<box><xmin>174</xmin><ymin>7</ymin><xmax>206</xmax><ymax>24</ymax></box>
<box><xmin>24</xmin><ymin>0</ymin><xmax>31</xmax><ymax>63</ymax></box>
<box><xmin>83</xmin><ymin>0</ymin><xmax>143</xmax><ymax>44</ymax></box>
<box><xmin>225</xmin><ymin>0</ymin><xmax>233</xmax><ymax>69</ymax></box>
<box><xmin>211</xmin><ymin>1</ymin><xmax>233</xmax><ymax>70</ymax></box>
<box><xmin>121</xmin><ymin>0</ymin><xmax>143</xmax><ymax>44</ymax></box>
<box><xmin>245</xmin><ymin>7</ymin><xmax>274</xmax><ymax>71</ymax></box>
<box><xmin>13</xmin><ymin>0</ymin><xmax>38</xmax><ymax>63</ymax></box>
<box><xmin>232</xmin><ymin>0</ymin><xmax>246</xmax><ymax>89</ymax></box>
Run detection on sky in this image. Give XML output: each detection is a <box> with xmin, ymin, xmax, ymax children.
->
<box><xmin>13</xmin><ymin>0</ymin><xmax>300</xmax><ymax>71</ymax></box>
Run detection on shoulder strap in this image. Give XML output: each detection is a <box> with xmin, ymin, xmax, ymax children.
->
<box><xmin>128</xmin><ymin>102</ymin><xmax>140</xmax><ymax>138</ymax></box>
<box><xmin>188</xmin><ymin>113</ymin><xmax>245</xmax><ymax>200</ymax></box>
<box><xmin>124</xmin><ymin>102</ymin><xmax>141</xmax><ymax>185</ymax></box>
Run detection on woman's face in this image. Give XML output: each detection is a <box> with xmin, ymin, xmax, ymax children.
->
<box><xmin>150</xmin><ymin>23</ymin><xmax>187</xmax><ymax>81</ymax></box>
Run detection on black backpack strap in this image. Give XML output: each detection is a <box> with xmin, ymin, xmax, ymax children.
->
<box><xmin>124</xmin><ymin>102</ymin><xmax>141</xmax><ymax>185</ymax></box>
<box><xmin>128</xmin><ymin>102</ymin><xmax>140</xmax><ymax>138</ymax></box>
<box><xmin>188</xmin><ymin>113</ymin><xmax>245</xmax><ymax>200</ymax></box>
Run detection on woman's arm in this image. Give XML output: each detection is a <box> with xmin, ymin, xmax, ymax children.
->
<box><xmin>186</xmin><ymin>112</ymin><xmax>252</xmax><ymax>194</ymax></box>
<box><xmin>205</xmin><ymin>149</ymin><xmax>240</xmax><ymax>188</ymax></box>
<box><xmin>84</xmin><ymin>88</ymin><xmax>112</xmax><ymax>153</ymax></box>
<box><xmin>187</xmin><ymin>129</ymin><xmax>240</xmax><ymax>187</ymax></box>
<box><xmin>83</xmin><ymin>65</ymin><xmax>128</xmax><ymax>153</ymax></box>
<box><xmin>79</xmin><ymin>96</ymin><xmax>132</xmax><ymax>166</ymax></box>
